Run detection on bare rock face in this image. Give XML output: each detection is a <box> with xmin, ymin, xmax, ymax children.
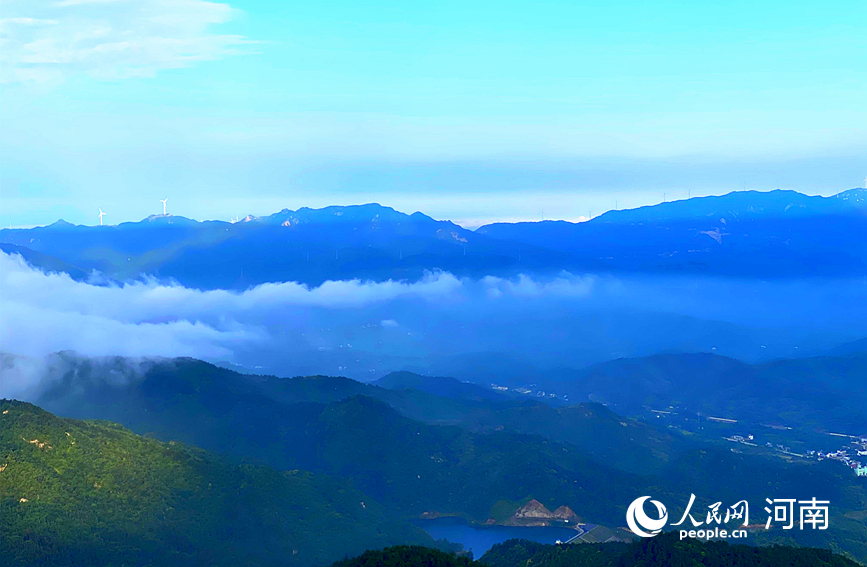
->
<box><xmin>553</xmin><ymin>505</ymin><xmax>579</xmax><ymax>522</ymax></box>
<box><xmin>505</xmin><ymin>500</ymin><xmax>582</xmax><ymax>526</ymax></box>
<box><xmin>514</xmin><ymin>499</ymin><xmax>554</xmax><ymax>519</ymax></box>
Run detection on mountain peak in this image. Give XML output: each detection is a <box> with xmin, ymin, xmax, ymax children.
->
<box><xmin>263</xmin><ymin>203</ymin><xmax>415</xmax><ymax>226</ymax></box>
<box><xmin>590</xmin><ymin>188</ymin><xmax>856</xmax><ymax>224</ymax></box>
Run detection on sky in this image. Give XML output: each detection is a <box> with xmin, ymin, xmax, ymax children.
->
<box><xmin>1</xmin><ymin>0</ymin><xmax>865</xmax><ymax>228</ymax></box>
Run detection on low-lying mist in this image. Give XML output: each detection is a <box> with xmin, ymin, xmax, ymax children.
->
<box><xmin>1</xmin><ymin>251</ymin><xmax>865</xmax><ymax>397</ymax></box>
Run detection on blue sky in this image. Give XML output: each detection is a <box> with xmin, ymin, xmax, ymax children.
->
<box><xmin>1</xmin><ymin>0</ymin><xmax>865</xmax><ymax>227</ymax></box>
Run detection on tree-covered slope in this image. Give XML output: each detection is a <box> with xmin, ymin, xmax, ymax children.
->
<box><xmin>30</xmin><ymin>354</ymin><xmax>686</xmax><ymax>475</ymax></box>
<box><xmin>16</xmin><ymin>354</ymin><xmax>867</xmax><ymax>563</ymax></box>
<box><xmin>480</xmin><ymin>534</ymin><xmax>862</xmax><ymax>567</ymax></box>
<box><xmin>18</xmin><ymin>356</ymin><xmax>670</xmax><ymax>523</ymax></box>
<box><xmin>0</xmin><ymin>399</ymin><xmax>431</xmax><ymax>567</ymax></box>
<box><xmin>331</xmin><ymin>546</ymin><xmax>480</xmax><ymax>567</ymax></box>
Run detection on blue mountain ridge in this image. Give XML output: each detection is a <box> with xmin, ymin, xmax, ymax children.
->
<box><xmin>2</xmin><ymin>189</ymin><xmax>864</xmax><ymax>288</ymax></box>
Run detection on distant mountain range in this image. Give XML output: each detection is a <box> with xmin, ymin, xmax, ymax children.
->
<box><xmin>372</xmin><ymin>371</ymin><xmax>510</xmax><ymax>403</ymax></box>
<box><xmin>478</xmin><ymin>351</ymin><xmax>867</xmax><ymax>432</ymax></box>
<box><xmin>477</xmin><ymin>189</ymin><xmax>867</xmax><ymax>279</ymax></box>
<box><xmin>2</xmin><ymin>189</ymin><xmax>864</xmax><ymax>288</ymax></box>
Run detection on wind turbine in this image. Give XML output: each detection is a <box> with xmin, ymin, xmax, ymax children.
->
<box><xmin>160</xmin><ymin>198</ymin><xmax>168</xmax><ymax>215</ymax></box>
<box><xmin>98</xmin><ymin>209</ymin><xmax>107</xmax><ymax>226</ymax></box>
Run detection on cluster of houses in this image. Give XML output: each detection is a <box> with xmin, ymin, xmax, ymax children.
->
<box><xmin>490</xmin><ymin>384</ymin><xmax>563</xmax><ymax>400</ymax></box>
<box><xmin>765</xmin><ymin>441</ymin><xmax>796</xmax><ymax>454</ymax></box>
<box><xmin>806</xmin><ymin>438</ymin><xmax>867</xmax><ymax>477</ymax></box>
<box><xmin>728</xmin><ymin>432</ymin><xmax>867</xmax><ymax>477</ymax></box>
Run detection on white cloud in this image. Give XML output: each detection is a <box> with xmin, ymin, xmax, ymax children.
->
<box><xmin>0</xmin><ymin>0</ymin><xmax>252</xmax><ymax>83</ymax></box>
<box><xmin>482</xmin><ymin>273</ymin><xmax>595</xmax><ymax>298</ymax></box>
<box><xmin>0</xmin><ymin>251</ymin><xmax>605</xmax><ymax>364</ymax></box>
<box><xmin>0</xmin><ymin>253</ymin><xmax>259</xmax><ymax>360</ymax></box>
<box><xmin>3</xmin><ymin>250</ymin><xmax>863</xmax><ymax>390</ymax></box>
<box><xmin>0</xmin><ymin>252</ymin><xmax>468</xmax><ymax>359</ymax></box>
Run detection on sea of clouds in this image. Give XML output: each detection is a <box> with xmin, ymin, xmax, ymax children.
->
<box><xmin>2</xmin><ymin>250</ymin><xmax>865</xmax><ymax>398</ymax></box>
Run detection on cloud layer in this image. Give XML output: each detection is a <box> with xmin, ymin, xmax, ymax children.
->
<box><xmin>2</xmin><ymin>250</ymin><xmax>865</xmax><ymax>397</ymax></box>
<box><xmin>1</xmin><ymin>0</ymin><xmax>251</xmax><ymax>83</ymax></box>
<box><xmin>0</xmin><ymin>252</ymin><xmax>474</xmax><ymax>359</ymax></box>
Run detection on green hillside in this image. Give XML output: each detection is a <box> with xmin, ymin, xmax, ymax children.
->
<box><xmin>32</xmin><ymin>355</ymin><xmax>685</xmax><ymax>475</ymax></box>
<box><xmin>0</xmin><ymin>399</ymin><xmax>431</xmax><ymax>567</ymax></box>
<box><xmin>480</xmin><ymin>535</ymin><xmax>862</xmax><ymax>567</ymax></box>
<box><xmin>372</xmin><ymin>370</ymin><xmax>684</xmax><ymax>474</ymax></box>
<box><xmin>331</xmin><ymin>546</ymin><xmax>479</xmax><ymax>567</ymax></box>
<box><xmin>330</xmin><ymin>536</ymin><xmax>863</xmax><ymax>567</ymax></box>
<box><xmin>17</xmin><ymin>354</ymin><xmax>867</xmax><ymax>563</ymax></box>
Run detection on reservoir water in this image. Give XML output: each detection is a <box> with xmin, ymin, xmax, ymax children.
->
<box><xmin>414</xmin><ymin>517</ymin><xmax>582</xmax><ymax>557</ymax></box>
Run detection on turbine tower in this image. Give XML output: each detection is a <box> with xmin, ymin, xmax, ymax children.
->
<box><xmin>160</xmin><ymin>198</ymin><xmax>168</xmax><ymax>215</ymax></box>
<box><xmin>98</xmin><ymin>209</ymin><xmax>107</xmax><ymax>226</ymax></box>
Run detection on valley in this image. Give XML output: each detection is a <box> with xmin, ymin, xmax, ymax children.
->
<box><xmin>3</xmin><ymin>2</ymin><xmax>865</xmax><ymax>563</ymax></box>
<box><xmin>2</xmin><ymin>189</ymin><xmax>865</xmax><ymax>566</ymax></box>
<box><xmin>3</xmin><ymin>346</ymin><xmax>866</xmax><ymax>563</ymax></box>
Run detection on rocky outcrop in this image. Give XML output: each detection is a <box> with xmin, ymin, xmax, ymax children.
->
<box><xmin>506</xmin><ymin>500</ymin><xmax>579</xmax><ymax>526</ymax></box>
<box><xmin>514</xmin><ymin>499</ymin><xmax>553</xmax><ymax>519</ymax></box>
<box><xmin>553</xmin><ymin>505</ymin><xmax>579</xmax><ymax>522</ymax></box>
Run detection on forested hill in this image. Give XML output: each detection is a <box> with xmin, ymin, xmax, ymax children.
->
<box><xmin>329</xmin><ymin>536</ymin><xmax>863</xmax><ymax>567</ymax></box>
<box><xmin>331</xmin><ymin>546</ymin><xmax>479</xmax><ymax>567</ymax></box>
<box><xmin>478</xmin><ymin>535</ymin><xmax>862</xmax><ymax>567</ymax></box>
<box><xmin>0</xmin><ymin>399</ymin><xmax>431</xmax><ymax>567</ymax></box>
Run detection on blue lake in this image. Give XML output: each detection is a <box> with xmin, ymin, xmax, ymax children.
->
<box><xmin>414</xmin><ymin>518</ymin><xmax>582</xmax><ymax>557</ymax></box>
